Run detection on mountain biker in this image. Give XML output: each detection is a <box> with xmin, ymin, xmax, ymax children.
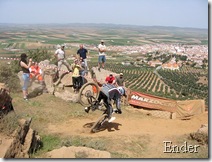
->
<box><xmin>85</xmin><ymin>84</ymin><xmax>126</xmax><ymax>122</ymax></box>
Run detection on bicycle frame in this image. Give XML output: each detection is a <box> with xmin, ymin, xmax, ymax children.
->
<box><xmin>78</xmin><ymin>82</ymin><xmax>109</xmax><ymax>133</ymax></box>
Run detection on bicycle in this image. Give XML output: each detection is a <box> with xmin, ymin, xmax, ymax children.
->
<box><xmin>78</xmin><ymin>82</ymin><xmax>112</xmax><ymax>133</ymax></box>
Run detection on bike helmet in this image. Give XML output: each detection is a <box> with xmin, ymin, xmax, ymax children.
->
<box><xmin>117</xmin><ymin>87</ymin><xmax>125</xmax><ymax>96</ymax></box>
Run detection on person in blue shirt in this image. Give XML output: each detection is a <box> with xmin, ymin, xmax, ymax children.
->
<box><xmin>77</xmin><ymin>44</ymin><xmax>89</xmax><ymax>74</ymax></box>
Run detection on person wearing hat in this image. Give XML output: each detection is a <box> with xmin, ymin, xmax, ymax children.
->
<box><xmin>105</xmin><ymin>73</ymin><xmax>115</xmax><ymax>85</ymax></box>
<box><xmin>115</xmin><ymin>73</ymin><xmax>128</xmax><ymax>105</ymax></box>
<box><xmin>115</xmin><ymin>73</ymin><xmax>125</xmax><ymax>87</ymax></box>
<box><xmin>54</xmin><ymin>44</ymin><xmax>72</xmax><ymax>75</ymax></box>
<box><xmin>97</xmin><ymin>40</ymin><xmax>107</xmax><ymax>71</ymax></box>
<box><xmin>19</xmin><ymin>53</ymin><xmax>32</xmax><ymax>100</ymax></box>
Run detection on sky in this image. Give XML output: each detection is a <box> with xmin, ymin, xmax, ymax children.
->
<box><xmin>0</xmin><ymin>0</ymin><xmax>208</xmax><ymax>29</ymax></box>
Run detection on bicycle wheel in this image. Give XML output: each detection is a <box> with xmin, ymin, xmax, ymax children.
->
<box><xmin>78</xmin><ymin>82</ymin><xmax>100</xmax><ymax>107</ymax></box>
<box><xmin>90</xmin><ymin>114</ymin><xmax>108</xmax><ymax>133</ymax></box>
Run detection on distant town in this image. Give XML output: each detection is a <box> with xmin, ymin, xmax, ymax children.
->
<box><xmin>70</xmin><ymin>43</ymin><xmax>208</xmax><ymax>70</ymax></box>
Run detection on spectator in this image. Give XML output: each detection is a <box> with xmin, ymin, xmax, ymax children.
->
<box><xmin>29</xmin><ymin>62</ymin><xmax>48</xmax><ymax>93</ymax></box>
<box><xmin>115</xmin><ymin>73</ymin><xmax>125</xmax><ymax>87</ymax></box>
<box><xmin>54</xmin><ymin>44</ymin><xmax>72</xmax><ymax>74</ymax></box>
<box><xmin>79</xmin><ymin>61</ymin><xmax>86</xmax><ymax>86</ymax></box>
<box><xmin>115</xmin><ymin>73</ymin><xmax>128</xmax><ymax>105</ymax></box>
<box><xmin>29</xmin><ymin>62</ymin><xmax>43</xmax><ymax>83</ymax></box>
<box><xmin>71</xmin><ymin>59</ymin><xmax>82</xmax><ymax>93</ymax></box>
<box><xmin>54</xmin><ymin>44</ymin><xmax>72</xmax><ymax>85</ymax></box>
<box><xmin>19</xmin><ymin>53</ymin><xmax>32</xmax><ymax>100</ymax></box>
<box><xmin>105</xmin><ymin>73</ymin><xmax>115</xmax><ymax>84</ymax></box>
<box><xmin>77</xmin><ymin>44</ymin><xmax>89</xmax><ymax>74</ymax></box>
<box><xmin>97</xmin><ymin>40</ymin><xmax>106</xmax><ymax>71</ymax></box>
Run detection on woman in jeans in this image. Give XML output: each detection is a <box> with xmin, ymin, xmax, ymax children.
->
<box><xmin>19</xmin><ymin>53</ymin><xmax>32</xmax><ymax>100</ymax></box>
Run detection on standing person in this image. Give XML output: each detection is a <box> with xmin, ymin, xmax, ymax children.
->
<box><xmin>115</xmin><ymin>73</ymin><xmax>125</xmax><ymax>87</ymax></box>
<box><xmin>97</xmin><ymin>40</ymin><xmax>106</xmax><ymax>71</ymax></box>
<box><xmin>77</xmin><ymin>44</ymin><xmax>89</xmax><ymax>74</ymax></box>
<box><xmin>115</xmin><ymin>73</ymin><xmax>128</xmax><ymax>105</ymax></box>
<box><xmin>19</xmin><ymin>53</ymin><xmax>32</xmax><ymax>100</ymax></box>
<box><xmin>54</xmin><ymin>44</ymin><xmax>72</xmax><ymax>85</ymax></box>
<box><xmin>79</xmin><ymin>61</ymin><xmax>86</xmax><ymax>86</ymax></box>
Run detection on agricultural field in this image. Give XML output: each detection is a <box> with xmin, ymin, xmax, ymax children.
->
<box><xmin>0</xmin><ymin>23</ymin><xmax>209</xmax><ymax>105</ymax></box>
<box><xmin>0</xmin><ymin>23</ymin><xmax>209</xmax><ymax>159</ymax></box>
<box><xmin>88</xmin><ymin>61</ymin><xmax>208</xmax><ymax>106</ymax></box>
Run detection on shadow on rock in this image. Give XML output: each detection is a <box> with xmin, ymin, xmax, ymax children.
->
<box><xmin>27</xmin><ymin>87</ymin><xmax>44</xmax><ymax>99</ymax></box>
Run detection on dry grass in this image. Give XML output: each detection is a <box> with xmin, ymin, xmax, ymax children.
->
<box><xmin>0</xmin><ymin>90</ymin><xmax>208</xmax><ymax>159</ymax></box>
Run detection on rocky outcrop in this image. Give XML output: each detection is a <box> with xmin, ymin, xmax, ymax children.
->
<box><xmin>0</xmin><ymin>85</ymin><xmax>13</xmax><ymax>118</ymax></box>
<box><xmin>189</xmin><ymin>124</ymin><xmax>208</xmax><ymax>145</ymax></box>
<box><xmin>4</xmin><ymin>118</ymin><xmax>41</xmax><ymax>158</ymax></box>
<box><xmin>18</xmin><ymin>60</ymin><xmax>95</xmax><ymax>103</ymax></box>
<box><xmin>17</xmin><ymin>60</ymin><xmax>117</xmax><ymax>103</ymax></box>
<box><xmin>46</xmin><ymin>146</ymin><xmax>111</xmax><ymax>158</ymax></box>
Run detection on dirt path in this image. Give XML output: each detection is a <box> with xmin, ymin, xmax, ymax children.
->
<box><xmin>47</xmin><ymin>111</ymin><xmax>208</xmax><ymax>137</ymax></box>
<box><xmin>46</xmin><ymin>107</ymin><xmax>208</xmax><ymax>158</ymax></box>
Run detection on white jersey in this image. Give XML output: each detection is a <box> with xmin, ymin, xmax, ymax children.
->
<box><xmin>98</xmin><ymin>44</ymin><xmax>106</xmax><ymax>56</ymax></box>
<box><xmin>55</xmin><ymin>49</ymin><xmax>65</xmax><ymax>59</ymax></box>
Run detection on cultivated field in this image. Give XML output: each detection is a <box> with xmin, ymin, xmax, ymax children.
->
<box><xmin>0</xmin><ymin>24</ymin><xmax>208</xmax><ymax>158</ymax></box>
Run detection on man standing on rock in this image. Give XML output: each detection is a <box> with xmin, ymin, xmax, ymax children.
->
<box><xmin>54</xmin><ymin>44</ymin><xmax>72</xmax><ymax>73</ymax></box>
<box><xmin>97</xmin><ymin>40</ymin><xmax>107</xmax><ymax>72</ymax></box>
<box><xmin>77</xmin><ymin>44</ymin><xmax>89</xmax><ymax>75</ymax></box>
<box><xmin>54</xmin><ymin>44</ymin><xmax>72</xmax><ymax>85</ymax></box>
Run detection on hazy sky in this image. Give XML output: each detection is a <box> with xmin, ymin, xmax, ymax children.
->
<box><xmin>0</xmin><ymin>0</ymin><xmax>208</xmax><ymax>29</ymax></box>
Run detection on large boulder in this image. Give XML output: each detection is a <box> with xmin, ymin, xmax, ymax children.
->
<box><xmin>189</xmin><ymin>124</ymin><xmax>208</xmax><ymax>145</ymax></box>
<box><xmin>39</xmin><ymin>60</ymin><xmax>57</xmax><ymax>94</ymax></box>
<box><xmin>0</xmin><ymin>84</ymin><xmax>14</xmax><ymax>118</ymax></box>
<box><xmin>3</xmin><ymin>118</ymin><xmax>41</xmax><ymax>158</ymax></box>
<box><xmin>17</xmin><ymin>60</ymin><xmax>119</xmax><ymax>104</ymax></box>
<box><xmin>45</xmin><ymin>146</ymin><xmax>111</xmax><ymax>158</ymax></box>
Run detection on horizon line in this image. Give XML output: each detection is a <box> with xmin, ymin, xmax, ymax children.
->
<box><xmin>0</xmin><ymin>22</ymin><xmax>208</xmax><ymax>30</ymax></box>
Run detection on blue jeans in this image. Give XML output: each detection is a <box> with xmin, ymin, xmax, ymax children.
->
<box><xmin>98</xmin><ymin>55</ymin><xmax>106</xmax><ymax>63</ymax></box>
<box><xmin>22</xmin><ymin>73</ymin><xmax>30</xmax><ymax>90</ymax></box>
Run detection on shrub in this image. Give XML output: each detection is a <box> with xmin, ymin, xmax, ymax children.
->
<box><xmin>27</xmin><ymin>49</ymin><xmax>52</xmax><ymax>62</ymax></box>
<box><xmin>0</xmin><ymin>63</ymin><xmax>21</xmax><ymax>92</ymax></box>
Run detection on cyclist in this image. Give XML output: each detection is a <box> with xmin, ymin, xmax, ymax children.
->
<box><xmin>85</xmin><ymin>84</ymin><xmax>126</xmax><ymax>122</ymax></box>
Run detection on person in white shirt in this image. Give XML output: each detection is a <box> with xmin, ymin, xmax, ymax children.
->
<box><xmin>97</xmin><ymin>40</ymin><xmax>106</xmax><ymax>71</ymax></box>
<box><xmin>54</xmin><ymin>44</ymin><xmax>71</xmax><ymax>73</ymax></box>
<box><xmin>54</xmin><ymin>44</ymin><xmax>72</xmax><ymax>85</ymax></box>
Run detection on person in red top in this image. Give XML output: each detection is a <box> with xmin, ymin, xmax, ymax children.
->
<box><xmin>29</xmin><ymin>62</ymin><xmax>43</xmax><ymax>82</ymax></box>
<box><xmin>29</xmin><ymin>62</ymin><xmax>48</xmax><ymax>93</ymax></box>
<box><xmin>105</xmin><ymin>73</ymin><xmax>115</xmax><ymax>84</ymax></box>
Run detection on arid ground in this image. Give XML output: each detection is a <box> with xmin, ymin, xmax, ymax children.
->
<box><xmin>0</xmin><ymin>89</ymin><xmax>208</xmax><ymax>158</ymax></box>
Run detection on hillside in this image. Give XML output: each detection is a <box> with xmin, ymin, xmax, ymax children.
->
<box><xmin>0</xmin><ymin>66</ymin><xmax>208</xmax><ymax>158</ymax></box>
<box><xmin>0</xmin><ymin>24</ymin><xmax>208</xmax><ymax>158</ymax></box>
<box><xmin>0</xmin><ymin>91</ymin><xmax>208</xmax><ymax>158</ymax></box>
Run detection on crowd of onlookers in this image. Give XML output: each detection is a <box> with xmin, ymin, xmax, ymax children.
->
<box><xmin>19</xmin><ymin>40</ymin><xmax>126</xmax><ymax>99</ymax></box>
<box><xmin>19</xmin><ymin>40</ymin><xmax>128</xmax><ymax>123</ymax></box>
